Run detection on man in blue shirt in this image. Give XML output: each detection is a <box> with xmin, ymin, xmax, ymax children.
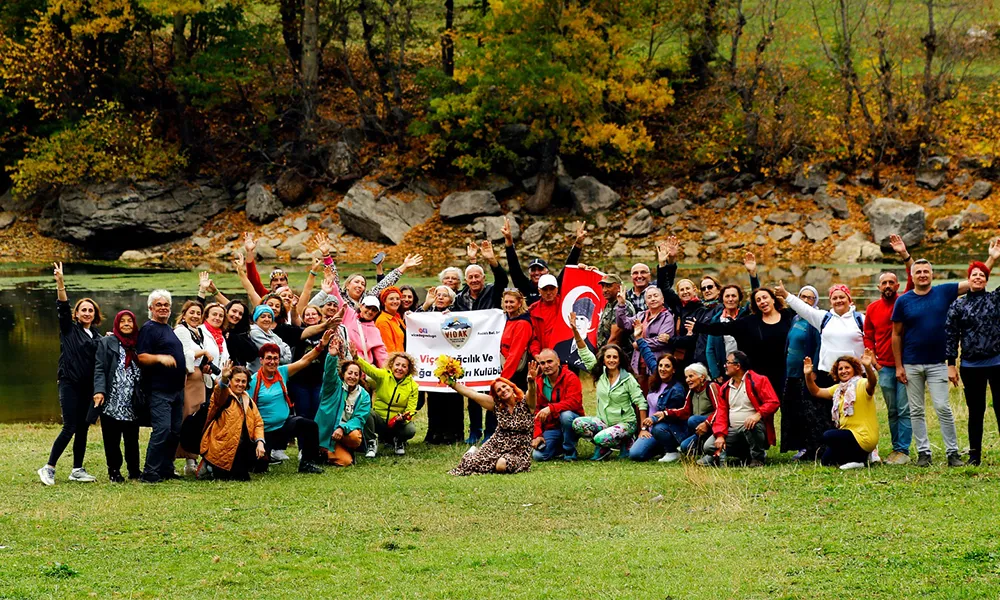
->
<box><xmin>892</xmin><ymin>250</ymin><xmax>998</xmax><ymax>467</ymax></box>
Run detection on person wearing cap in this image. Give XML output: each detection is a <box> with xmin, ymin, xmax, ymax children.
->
<box><xmin>554</xmin><ymin>297</ymin><xmax>598</xmax><ymax>372</ymax></box>
<box><xmin>946</xmin><ymin>259</ymin><xmax>1000</xmax><ymax>466</ymax></box>
<box><xmin>862</xmin><ymin>234</ymin><xmax>915</xmax><ymax>465</ymax></box>
<box><xmin>502</xmin><ymin>217</ymin><xmax>586</xmax><ymax>305</ymax></box>
<box><xmin>597</xmin><ymin>273</ymin><xmax>633</xmax><ymax>362</ymax></box>
<box><xmin>528</xmin><ymin>273</ymin><xmax>563</xmax><ymax>356</ymax></box>
<box><xmin>248</xmin><ymin>305</ymin><xmax>292</xmax><ymax>371</ymax></box>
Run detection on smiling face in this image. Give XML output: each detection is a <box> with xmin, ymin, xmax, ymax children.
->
<box><xmin>151</xmin><ymin>297</ymin><xmax>171</xmax><ymax>323</ymax></box>
<box><xmin>269</xmin><ymin>272</ymin><xmax>288</xmax><ymax>291</ymax></box>
<box><xmin>391</xmin><ymin>356</ymin><xmax>411</xmax><ymax>380</ymax></box>
<box><xmin>265</xmin><ymin>297</ymin><xmax>282</xmax><ymax>316</ymax></box>
<box><xmin>528</xmin><ymin>265</ymin><xmax>549</xmax><ymax>284</ymax></box>
<box><xmin>323</xmin><ymin>301</ymin><xmax>338</xmax><ymax>318</ymax></box>
<box><xmin>685</xmin><ymin>369</ymin><xmax>707</xmax><ymax>390</ymax></box>
<box><xmin>118</xmin><ymin>313</ymin><xmax>135</xmax><ymax>335</ymax></box>
<box><xmin>261</xmin><ymin>351</ymin><xmax>280</xmax><ymax>375</ymax></box>
<box><xmin>441</xmin><ymin>271</ymin><xmax>461</xmax><ymax>291</ymax></box>
<box><xmin>602</xmin><ymin>347</ymin><xmax>620</xmax><ymax>371</ymax></box>
<box><xmin>878</xmin><ymin>273</ymin><xmax>899</xmax><ymax>300</ymax></box>
<box><xmin>346</xmin><ymin>276</ymin><xmax>367</xmax><ymax>301</ymax></box>
<box><xmin>434</xmin><ymin>287</ymin><xmax>452</xmax><ymax>309</ymax></box>
<box><xmin>466</xmin><ymin>267</ymin><xmax>485</xmax><ymax>293</ymax></box>
<box><xmin>384</xmin><ymin>292</ymin><xmax>401</xmax><ymax>313</ymax></box>
<box><xmin>255</xmin><ymin>311</ymin><xmax>274</xmax><ymax>330</ymax></box>
<box><xmin>400</xmin><ymin>288</ymin><xmax>415</xmax><ymax>309</ymax></box>
<box><xmin>835</xmin><ymin>360</ymin><xmax>856</xmax><ymax>383</ymax></box>
<box><xmin>502</xmin><ymin>294</ymin><xmax>520</xmax><ymax>315</ymax></box>
<box><xmin>645</xmin><ymin>288</ymin><xmax>664</xmax><ymax>312</ymax></box>
<box><xmin>75</xmin><ymin>300</ymin><xmax>97</xmax><ymax>326</ymax></box>
<box><xmin>226</xmin><ymin>303</ymin><xmax>244</xmax><ymax>326</ymax></box>
<box><xmin>343</xmin><ymin>364</ymin><xmax>361</xmax><ymax>388</ymax></box>
<box><xmin>205</xmin><ymin>306</ymin><xmax>225</xmax><ymax>329</ymax></box>
<box><xmin>657</xmin><ymin>355</ymin><xmax>674</xmax><ymax>381</ymax></box>
<box><xmin>676</xmin><ymin>279</ymin><xmax>697</xmax><ymax>303</ymax></box>
<box><xmin>631</xmin><ymin>264</ymin><xmax>651</xmax><ymax>290</ymax></box>
<box><xmin>970</xmin><ymin>267</ymin><xmax>988</xmax><ymax>292</ymax></box>
<box><xmin>278</xmin><ymin>288</ymin><xmax>294</xmax><ymax>308</ymax></box>
<box><xmin>494</xmin><ymin>381</ymin><xmax>514</xmax><ymax>401</ymax></box>
<box><xmin>913</xmin><ymin>262</ymin><xmax>933</xmax><ymax>288</ymax></box>
<box><xmin>722</xmin><ymin>287</ymin><xmax>740</xmax><ymax>310</ymax></box>
<box><xmin>700</xmin><ymin>278</ymin><xmax>720</xmax><ymax>301</ymax></box>
<box><xmin>302</xmin><ymin>306</ymin><xmax>321</xmax><ymax>326</ymax></box>
<box><xmin>360</xmin><ymin>305</ymin><xmax>380</xmax><ymax>321</ymax></box>
<box><xmin>829</xmin><ymin>290</ymin><xmax>851</xmax><ymax>315</ymax></box>
<box><xmin>753</xmin><ymin>290</ymin><xmax>773</xmax><ymax>315</ymax></box>
<box><xmin>230</xmin><ymin>372</ymin><xmax>248</xmax><ymax>395</ymax></box>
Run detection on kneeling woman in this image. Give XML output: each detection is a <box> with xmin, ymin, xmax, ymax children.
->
<box><xmin>315</xmin><ymin>337</ymin><xmax>372</xmax><ymax>466</ymax></box>
<box><xmin>629</xmin><ymin>321</ymin><xmax>689</xmax><ymax>462</ymax></box>
<box><xmin>199</xmin><ymin>362</ymin><xmax>267</xmax><ymax>480</ymax></box>
<box><xmin>567</xmin><ymin>314</ymin><xmax>646</xmax><ymax>460</ymax></box>
<box><xmin>804</xmin><ymin>350</ymin><xmax>879</xmax><ymax>470</ymax></box>
<box><xmin>443</xmin><ymin>367</ymin><xmax>537</xmax><ymax>475</ymax></box>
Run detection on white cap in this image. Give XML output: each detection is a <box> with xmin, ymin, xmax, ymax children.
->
<box><xmin>361</xmin><ymin>296</ymin><xmax>381</xmax><ymax>309</ymax></box>
<box><xmin>538</xmin><ymin>274</ymin><xmax>558</xmax><ymax>290</ymax></box>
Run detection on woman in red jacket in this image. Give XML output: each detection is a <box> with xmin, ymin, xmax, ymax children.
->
<box><xmin>493</xmin><ymin>289</ymin><xmax>533</xmax><ymax>441</ymax></box>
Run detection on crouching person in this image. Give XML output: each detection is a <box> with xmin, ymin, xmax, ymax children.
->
<box><xmin>316</xmin><ymin>337</ymin><xmax>371</xmax><ymax>466</ymax></box>
<box><xmin>701</xmin><ymin>351</ymin><xmax>779</xmax><ymax>467</ymax></box>
<box><xmin>530</xmin><ymin>349</ymin><xmax>585</xmax><ymax>461</ymax></box>
<box><xmin>355</xmin><ymin>344</ymin><xmax>419</xmax><ymax>457</ymax></box>
<box><xmin>804</xmin><ymin>350</ymin><xmax>879</xmax><ymax>470</ymax></box>
<box><xmin>251</xmin><ymin>336</ymin><xmax>331</xmax><ymax>474</ymax></box>
<box><xmin>199</xmin><ymin>361</ymin><xmax>266</xmax><ymax>481</ymax></box>
<box><xmin>679</xmin><ymin>362</ymin><xmax>722</xmax><ymax>456</ymax></box>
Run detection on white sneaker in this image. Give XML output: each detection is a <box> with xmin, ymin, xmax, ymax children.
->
<box><xmin>465</xmin><ymin>446</ymin><xmax>477</xmax><ymax>455</ymax></box>
<box><xmin>184</xmin><ymin>459</ymin><xmax>197</xmax><ymax>476</ymax></box>
<box><xmin>68</xmin><ymin>468</ymin><xmax>96</xmax><ymax>482</ymax></box>
<box><xmin>658</xmin><ymin>452</ymin><xmax>681</xmax><ymax>463</ymax></box>
<box><xmin>271</xmin><ymin>449</ymin><xmax>289</xmax><ymax>462</ymax></box>
<box><xmin>38</xmin><ymin>465</ymin><xmax>55</xmax><ymax>486</ymax></box>
<box><xmin>839</xmin><ymin>462</ymin><xmax>865</xmax><ymax>470</ymax></box>
<box><xmin>869</xmin><ymin>448</ymin><xmax>881</xmax><ymax>463</ymax></box>
<box><xmin>394</xmin><ymin>439</ymin><xmax>406</xmax><ymax>456</ymax></box>
<box><xmin>364</xmin><ymin>440</ymin><xmax>377</xmax><ymax>458</ymax></box>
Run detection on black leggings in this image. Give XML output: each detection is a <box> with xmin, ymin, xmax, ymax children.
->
<box><xmin>48</xmin><ymin>382</ymin><xmax>92</xmax><ymax>468</ymax></box>
<box><xmin>961</xmin><ymin>365</ymin><xmax>1000</xmax><ymax>457</ymax></box>
<box><xmin>101</xmin><ymin>416</ymin><xmax>141</xmax><ymax>477</ymax></box>
<box><xmin>820</xmin><ymin>429</ymin><xmax>868</xmax><ymax>466</ymax></box>
<box><xmin>255</xmin><ymin>416</ymin><xmax>320</xmax><ymax>472</ymax></box>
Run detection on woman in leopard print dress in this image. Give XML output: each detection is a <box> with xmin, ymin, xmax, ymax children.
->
<box><xmin>444</xmin><ymin>374</ymin><xmax>537</xmax><ymax>476</ymax></box>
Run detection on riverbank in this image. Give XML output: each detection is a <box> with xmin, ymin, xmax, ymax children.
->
<box><xmin>3</xmin><ymin>392</ymin><xmax>999</xmax><ymax>600</ymax></box>
<box><xmin>0</xmin><ymin>164</ymin><xmax>995</xmax><ymax>269</ymax></box>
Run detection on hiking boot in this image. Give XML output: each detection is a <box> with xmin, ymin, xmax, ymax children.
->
<box><xmin>68</xmin><ymin>468</ymin><xmax>96</xmax><ymax>483</ymax></box>
<box><xmin>365</xmin><ymin>439</ymin><xmax>378</xmax><ymax>458</ymax></box>
<box><xmin>658</xmin><ymin>452</ymin><xmax>681</xmax><ymax>463</ymax></box>
<box><xmin>394</xmin><ymin>439</ymin><xmax>406</xmax><ymax>456</ymax></box>
<box><xmin>915</xmin><ymin>452</ymin><xmax>932</xmax><ymax>467</ymax></box>
<box><xmin>839</xmin><ymin>462</ymin><xmax>865</xmax><ymax>470</ymax></box>
<box><xmin>590</xmin><ymin>446</ymin><xmax>613</xmax><ymax>461</ymax></box>
<box><xmin>298</xmin><ymin>462</ymin><xmax>324</xmax><ymax>474</ymax></box>
<box><xmin>947</xmin><ymin>453</ymin><xmax>964</xmax><ymax>467</ymax></box>
<box><xmin>885</xmin><ymin>451</ymin><xmax>911</xmax><ymax>465</ymax></box>
<box><xmin>108</xmin><ymin>470</ymin><xmax>126</xmax><ymax>483</ymax></box>
<box><xmin>966</xmin><ymin>451</ymin><xmax>981</xmax><ymax>466</ymax></box>
<box><xmin>37</xmin><ymin>465</ymin><xmax>55</xmax><ymax>486</ymax></box>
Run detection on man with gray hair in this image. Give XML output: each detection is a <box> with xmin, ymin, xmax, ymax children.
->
<box><xmin>457</xmin><ymin>240</ymin><xmax>509</xmax><ymax>311</ymax></box>
<box><xmin>136</xmin><ymin>289</ymin><xmax>186</xmax><ymax>483</ymax></box>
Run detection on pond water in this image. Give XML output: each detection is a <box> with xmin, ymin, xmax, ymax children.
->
<box><xmin>0</xmin><ymin>259</ymin><xmax>985</xmax><ymax>423</ymax></box>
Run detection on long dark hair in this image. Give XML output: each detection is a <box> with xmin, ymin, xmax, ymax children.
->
<box><xmin>589</xmin><ymin>344</ymin><xmax>633</xmax><ymax>381</ymax></box>
<box><xmin>749</xmin><ymin>287</ymin><xmax>786</xmax><ymax>317</ymax></box>
<box><xmin>399</xmin><ymin>285</ymin><xmax>419</xmax><ymax>312</ymax></box>
<box><xmin>647</xmin><ymin>353</ymin><xmax>679</xmax><ymax>390</ymax></box>
<box><xmin>224</xmin><ymin>299</ymin><xmax>251</xmax><ymax>334</ymax></box>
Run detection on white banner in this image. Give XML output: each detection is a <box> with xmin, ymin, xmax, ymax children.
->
<box><xmin>405</xmin><ymin>309</ymin><xmax>506</xmax><ymax>392</ymax></box>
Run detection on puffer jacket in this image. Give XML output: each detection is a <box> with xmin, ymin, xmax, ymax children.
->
<box><xmin>200</xmin><ymin>384</ymin><xmax>265</xmax><ymax>471</ymax></box>
<box><xmin>945</xmin><ymin>289</ymin><xmax>1000</xmax><ymax>364</ymax></box>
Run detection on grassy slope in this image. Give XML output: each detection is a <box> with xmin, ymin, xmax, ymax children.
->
<box><xmin>2</xmin><ymin>386</ymin><xmax>1000</xmax><ymax>599</ymax></box>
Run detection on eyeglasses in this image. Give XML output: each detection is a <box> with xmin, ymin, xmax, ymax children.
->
<box><xmin>701</xmin><ymin>284</ymin><xmax>717</xmax><ymax>291</ymax></box>
<box><xmin>725</xmin><ymin>360</ymin><xmax>739</xmax><ymax>366</ymax></box>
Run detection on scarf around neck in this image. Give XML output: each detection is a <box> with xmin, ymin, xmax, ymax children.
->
<box><xmin>832</xmin><ymin>376</ymin><xmax>861</xmax><ymax>427</ymax></box>
<box><xmin>113</xmin><ymin>310</ymin><xmax>139</xmax><ymax>368</ymax></box>
<box><xmin>203</xmin><ymin>322</ymin><xmax>225</xmax><ymax>354</ymax></box>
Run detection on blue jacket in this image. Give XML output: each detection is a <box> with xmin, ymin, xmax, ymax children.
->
<box><xmin>705</xmin><ymin>307</ymin><xmax>749</xmax><ymax>381</ymax></box>
<box><xmin>316</xmin><ymin>353</ymin><xmax>372</xmax><ymax>452</ymax></box>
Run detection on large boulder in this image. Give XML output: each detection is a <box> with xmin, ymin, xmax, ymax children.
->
<box><xmin>864</xmin><ymin>197</ymin><xmax>925</xmax><ymax>248</ymax></box>
<box><xmin>439</xmin><ymin>190</ymin><xmax>502</xmax><ymax>222</ymax></box>
<box><xmin>276</xmin><ymin>169</ymin><xmax>310</xmax><ymax>205</ymax></box>
<box><xmin>571</xmin><ymin>176</ymin><xmax>620</xmax><ymax>214</ymax></box>
<box><xmin>521</xmin><ymin>221</ymin><xmax>550</xmax><ymax>245</ymax></box>
<box><xmin>644</xmin><ymin>186</ymin><xmax>679</xmax><ymax>210</ymax></box>
<box><xmin>38</xmin><ymin>179</ymin><xmax>230</xmax><ymax>251</ymax></box>
<box><xmin>831</xmin><ymin>233</ymin><xmax>884</xmax><ymax>263</ymax></box>
<box><xmin>336</xmin><ymin>182</ymin><xmax>434</xmax><ymax>244</ymax></box>
<box><xmin>246</xmin><ymin>184</ymin><xmax>284</xmax><ymax>224</ymax></box>
<box><xmin>622</xmin><ymin>209</ymin><xmax>655</xmax><ymax>237</ymax></box>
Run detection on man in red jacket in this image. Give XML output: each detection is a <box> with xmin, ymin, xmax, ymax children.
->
<box><xmin>862</xmin><ymin>233</ymin><xmax>914</xmax><ymax>465</ymax></box>
<box><xmin>530</xmin><ymin>349</ymin><xmax>585</xmax><ymax>461</ymax></box>
<box><xmin>528</xmin><ymin>274</ymin><xmax>561</xmax><ymax>356</ymax></box>
<box><xmin>702</xmin><ymin>351</ymin><xmax>780</xmax><ymax>467</ymax></box>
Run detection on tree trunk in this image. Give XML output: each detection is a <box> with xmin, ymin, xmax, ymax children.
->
<box><xmin>281</xmin><ymin>0</ymin><xmax>303</xmax><ymax>70</ymax></box>
<box><xmin>688</xmin><ymin>0</ymin><xmax>719</xmax><ymax>88</ymax></box>
<box><xmin>525</xmin><ymin>139</ymin><xmax>559</xmax><ymax>214</ymax></box>
<box><xmin>301</xmin><ymin>0</ymin><xmax>320</xmax><ymax>141</ymax></box>
<box><xmin>442</xmin><ymin>0</ymin><xmax>455</xmax><ymax>77</ymax></box>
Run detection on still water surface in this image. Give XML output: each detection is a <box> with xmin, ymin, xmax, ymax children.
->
<box><xmin>0</xmin><ymin>261</ymin><xmax>979</xmax><ymax>423</ymax></box>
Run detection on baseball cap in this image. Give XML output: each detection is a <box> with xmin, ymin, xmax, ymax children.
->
<box><xmin>528</xmin><ymin>258</ymin><xmax>548</xmax><ymax>270</ymax></box>
<box><xmin>599</xmin><ymin>273</ymin><xmax>622</xmax><ymax>285</ymax></box>
<box><xmin>361</xmin><ymin>296</ymin><xmax>381</xmax><ymax>309</ymax></box>
<box><xmin>538</xmin><ymin>274</ymin><xmax>558</xmax><ymax>289</ymax></box>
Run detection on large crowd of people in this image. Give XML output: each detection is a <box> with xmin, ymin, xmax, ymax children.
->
<box><xmin>36</xmin><ymin>224</ymin><xmax>1000</xmax><ymax>484</ymax></box>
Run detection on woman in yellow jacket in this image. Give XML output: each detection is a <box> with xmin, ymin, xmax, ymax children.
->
<box><xmin>199</xmin><ymin>361</ymin><xmax>266</xmax><ymax>480</ymax></box>
<box><xmin>355</xmin><ymin>343</ymin><xmax>420</xmax><ymax>458</ymax></box>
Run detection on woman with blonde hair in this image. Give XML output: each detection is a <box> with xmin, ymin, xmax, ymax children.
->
<box><xmin>174</xmin><ymin>299</ymin><xmax>216</xmax><ymax>475</ymax></box>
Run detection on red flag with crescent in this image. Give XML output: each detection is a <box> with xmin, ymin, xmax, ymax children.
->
<box><xmin>552</xmin><ymin>266</ymin><xmax>606</xmax><ymax>370</ymax></box>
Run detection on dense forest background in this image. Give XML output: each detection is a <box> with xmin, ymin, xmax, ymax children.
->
<box><xmin>2</xmin><ymin>0</ymin><xmax>999</xmax><ymax>211</ymax></box>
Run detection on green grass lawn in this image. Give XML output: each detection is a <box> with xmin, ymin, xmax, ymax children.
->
<box><xmin>3</xmin><ymin>385</ymin><xmax>1000</xmax><ymax>599</ymax></box>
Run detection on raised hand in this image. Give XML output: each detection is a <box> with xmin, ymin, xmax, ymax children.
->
<box><xmin>348</xmin><ymin>340</ymin><xmax>358</xmax><ymax>358</ymax></box>
<box><xmin>321</xmin><ymin>274</ymin><xmax>336</xmax><ymax>295</ymax></box>
<box><xmin>401</xmin><ymin>254</ymin><xmax>423</xmax><ymax>271</ymax></box>
<box><xmin>527</xmin><ymin>360</ymin><xmax>538</xmax><ymax>380</ymax></box>
<box><xmin>802</xmin><ymin>356</ymin><xmax>814</xmax><ymax>377</ymax></box>
<box><xmin>328</xmin><ymin>334</ymin><xmax>342</xmax><ymax>355</ymax></box>
<box><xmin>888</xmin><ymin>233</ymin><xmax>907</xmax><ymax>258</ymax></box>
<box><xmin>199</xmin><ymin>271</ymin><xmax>211</xmax><ymax>292</ymax></box>
<box><xmin>313</xmin><ymin>231</ymin><xmax>333</xmax><ymax>255</ymax></box>
<box><xmin>480</xmin><ymin>240</ymin><xmax>496</xmax><ymax>262</ymax></box>
<box><xmin>655</xmin><ymin>240</ymin><xmax>669</xmax><ymax>265</ymax></box>
<box><xmin>665</xmin><ymin>236</ymin><xmax>679</xmax><ymax>261</ymax></box>
<box><xmin>501</xmin><ymin>217</ymin><xmax>513</xmax><ymax>246</ymax></box>
<box><xmin>243</xmin><ymin>232</ymin><xmax>257</xmax><ymax>260</ymax></box>
<box><xmin>743</xmin><ymin>251</ymin><xmax>757</xmax><ymax>275</ymax></box>
<box><xmin>616</xmin><ymin>290</ymin><xmax>627</xmax><ymax>306</ymax></box>
<box><xmin>53</xmin><ymin>262</ymin><xmax>65</xmax><ymax>285</ymax></box>
<box><xmin>574</xmin><ymin>221</ymin><xmax>587</xmax><ymax>245</ymax></box>
<box><xmin>990</xmin><ymin>237</ymin><xmax>1000</xmax><ymax>261</ymax></box>
<box><xmin>774</xmin><ymin>280</ymin><xmax>788</xmax><ymax>299</ymax></box>
<box><xmin>310</xmin><ymin>256</ymin><xmax>324</xmax><ymax>274</ymax></box>
<box><xmin>220</xmin><ymin>359</ymin><xmax>234</xmax><ymax>380</ymax></box>
<box><xmin>467</xmin><ymin>241</ymin><xmax>479</xmax><ymax>262</ymax></box>
<box><xmin>330</xmin><ymin>305</ymin><xmax>346</xmax><ymax>327</ymax></box>
<box><xmin>861</xmin><ymin>348</ymin><xmax>874</xmax><ymax>368</ymax></box>
<box><xmin>232</xmin><ymin>253</ymin><xmax>247</xmax><ymax>276</ymax></box>
<box><xmin>320</xmin><ymin>328</ymin><xmax>336</xmax><ymax>347</ymax></box>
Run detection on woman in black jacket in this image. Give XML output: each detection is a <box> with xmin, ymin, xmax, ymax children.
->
<box><xmin>38</xmin><ymin>262</ymin><xmax>103</xmax><ymax>486</ymax></box>
<box><xmin>93</xmin><ymin>310</ymin><xmax>143</xmax><ymax>482</ymax></box>
<box><xmin>223</xmin><ymin>300</ymin><xmax>257</xmax><ymax>367</ymax></box>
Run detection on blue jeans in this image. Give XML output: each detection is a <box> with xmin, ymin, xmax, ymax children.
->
<box><xmin>680</xmin><ymin>414</ymin><xmax>708</xmax><ymax>454</ymax></box>
<box><xmin>143</xmin><ymin>389</ymin><xmax>183</xmax><ymax>480</ymax></box>
<box><xmin>532</xmin><ymin>411</ymin><xmax>581</xmax><ymax>461</ymax></box>
<box><xmin>629</xmin><ymin>420</ymin><xmax>689</xmax><ymax>461</ymax></box>
<box><xmin>878</xmin><ymin>366</ymin><xmax>912</xmax><ymax>454</ymax></box>
<box><xmin>288</xmin><ymin>380</ymin><xmax>322</xmax><ymax>421</ymax></box>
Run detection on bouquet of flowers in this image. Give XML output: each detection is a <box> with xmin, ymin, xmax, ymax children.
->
<box><xmin>434</xmin><ymin>354</ymin><xmax>464</xmax><ymax>387</ymax></box>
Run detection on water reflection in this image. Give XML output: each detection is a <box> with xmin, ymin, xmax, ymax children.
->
<box><xmin>0</xmin><ymin>262</ymin><xmax>981</xmax><ymax>423</ymax></box>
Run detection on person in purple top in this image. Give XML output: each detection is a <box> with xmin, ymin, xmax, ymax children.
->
<box><xmin>614</xmin><ymin>286</ymin><xmax>675</xmax><ymax>392</ymax></box>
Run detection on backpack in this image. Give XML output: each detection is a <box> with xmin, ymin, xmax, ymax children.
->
<box><xmin>820</xmin><ymin>311</ymin><xmax>863</xmax><ymax>333</ymax></box>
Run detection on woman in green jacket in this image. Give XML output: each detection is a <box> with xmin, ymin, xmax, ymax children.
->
<box><xmin>352</xmin><ymin>341</ymin><xmax>420</xmax><ymax>458</ymax></box>
<box><xmin>316</xmin><ymin>337</ymin><xmax>372</xmax><ymax>466</ymax></box>
<box><xmin>568</xmin><ymin>312</ymin><xmax>648</xmax><ymax>460</ymax></box>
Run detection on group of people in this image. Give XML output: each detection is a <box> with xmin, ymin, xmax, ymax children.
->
<box><xmin>38</xmin><ymin>221</ymin><xmax>1000</xmax><ymax>483</ymax></box>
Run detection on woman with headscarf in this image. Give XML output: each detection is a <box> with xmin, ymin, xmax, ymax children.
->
<box><xmin>779</xmin><ymin>286</ymin><xmax>824</xmax><ymax>460</ymax></box>
<box><xmin>804</xmin><ymin>350</ymin><xmax>879</xmax><ymax>469</ymax></box>
<box><xmin>38</xmin><ymin>263</ymin><xmax>103</xmax><ymax>486</ymax></box>
<box><xmin>223</xmin><ymin>300</ymin><xmax>257</xmax><ymax>367</ymax></box>
<box><xmin>248</xmin><ymin>304</ymin><xmax>293</xmax><ymax>371</ymax></box>
<box><xmin>442</xmin><ymin>371</ymin><xmax>537</xmax><ymax>476</ymax></box>
<box><xmin>945</xmin><ymin>261</ymin><xmax>1000</xmax><ymax>466</ymax></box>
<box><xmin>93</xmin><ymin>310</ymin><xmax>142</xmax><ymax>482</ymax></box>
<box><xmin>375</xmin><ymin>286</ymin><xmax>406</xmax><ymax>354</ymax></box>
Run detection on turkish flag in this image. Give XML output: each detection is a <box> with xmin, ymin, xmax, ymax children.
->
<box><xmin>552</xmin><ymin>266</ymin><xmax>607</xmax><ymax>371</ymax></box>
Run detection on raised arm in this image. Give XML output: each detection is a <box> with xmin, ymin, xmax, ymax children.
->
<box><xmin>53</xmin><ymin>263</ymin><xmax>72</xmax><ymax>335</ymax></box>
<box><xmin>861</xmin><ymin>349</ymin><xmax>878</xmax><ymax>396</ymax></box>
<box><xmin>447</xmin><ymin>379</ymin><xmax>495</xmax><ymax>411</ymax></box>
<box><xmin>803</xmin><ymin>357</ymin><xmax>832</xmax><ymax>400</ymax></box>
<box><xmin>502</xmin><ymin>217</ymin><xmax>533</xmax><ymax>296</ymax></box>
<box><xmin>242</xmin><ymin>232</ymin><xmax>269</xmax><ymax>298</ymax></box>
<box><xmin>525</xmin><ymin>360</ymin><xmax>538</xmax><ymax>412</ymax></box>
<box><xmin>233</xmin><ymin>253</ymin><xmax>262</xmax><ymax>307</ymax></box>
<box><xmin>743</xmin><ymin>251</ymin><xmax>760</xmax><ymax>290</ymax></box>
<box><xmin>777</xmin><ymin>282</ymin><xmax>826</xmax><ymax>331</ymax></box>
<box><xmin>557</xmin><ymin>222</ymin><xmax>586</xmax><ymax>284</ymax></box>
<box><xmin>297</xmin><ymin>256</ymin><xmax>324</xmax><ymax>317</ymax></box>
<box><xmin>570</xmin><ymin>313</ymin><xmax>598</xmax><ymax>371</ymax></box>
<box><xmin>656</xmin><ymin>236</ymin><xmax>679</xmax><ymax>290</ymax></box>
<box><xmin>287</xmin><ymin>329</ymin><xmax>331</xmax><ymax>377</ymax></box>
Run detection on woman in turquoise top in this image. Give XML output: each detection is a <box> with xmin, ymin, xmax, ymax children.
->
<box><xmin>567</xmin><ymin>312</ymin><xmax>647</xmax><ymax>461</ymax></box>
<box><xmin>316</xmin><ymin>336</ymin><xmax>372</xmax><ymax>466</ymax></box>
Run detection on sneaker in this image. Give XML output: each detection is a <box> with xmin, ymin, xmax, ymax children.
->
<box><xmin>697</xmin><ymin>454</ymin><xmax>718</xmax><ymax>467</ymax></box>
<box><xmin>38</xmin><ymin>465</ymin><xmax>55</xmax><ymax>486</ymax></box>
<box><xmin>298</xmin><ymin>462</ymin><xmax>324</xmax><ymax>474</ymax></box>
<box><xmin>590</xmin><ymin>447</ymin><xmax>613</xmax><ymax>461</ymax></box>
<box><xmin>195</xmin><ymin>459</ymin><xmax>213</xmax><ymax>481</ymax></box>
<box><xmin>915</xmin><ymin>452</ymin><xmax>932</xmax><ymax>467</ymax></box>
<box><xmin>465</xmin><ymin>446</ymin><xmax>477</xmax><ymax>456</ymax></box>
<box><xmin>270</xmin><ymin>449</ymin><xmax>289</xmax><ymax>462</ymax></box>
<box><xmin>839</xmin><ymin>461</ymin><xmax>865</xmax><ymax>470</ymax></box>
<box><xmin>869</xmin><ymin>448</ymin><xmax>882</xmax><ymax>464</ymax></box>
<box><xmin>791</xmin><ymin>449</ymin><xmax>808</xmax><ymax>461</ymax></box>
<box><xmin>184</xmin><ymin>459</ymin><xmax>198</xmax><ymax>476</ymax></box>
<box><xmin>364</xmin><ymin>440</ymin><xmax>378</xmax><ymax>458</ymax></box>
<box><xmin>658</xmin><ymin>452</ymin><xmax>681</xmax><ymax>463</ymax></box>
<box><xmin>562</xmin><ymin>451</ymin><xmax>578</xmax><ymax>462</ymax></box>
<box><xmin>465</xmin><ymin>430</ymin><xmax>482</xmax><ymax>445</ymax></box>
<box><xmin>394</xmin><ymin>439</ymin><xmax>406</xmax><ymax>456</ymax></box>
<box><xmin>885</xmin><ymin>451</ymin><xmax>911</xmax><ymax>465</ymax></box>
<box><xmin>747</xmin><ymin>459</ymin><xmax>765</xmax><ymax>468</ymax></box>
<box><xmin>68</xmin><ymin>468</ymin><xmax>96</xmax><ymax>483</ymax></box>
<box><xmin>108</xmin><ymin>470</ymin><xmax>126</xmax><ymax>483</ymax></box>
<box><xmin>947</xmin><ymin>453</ymin><xmax>964</xmax><ymax>467</ymax></box>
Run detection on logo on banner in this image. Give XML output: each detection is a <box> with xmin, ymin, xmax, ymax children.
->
<box><xmin>441</xmin><ymin>316</ymin><xmax>473</xmax><ymax>349</ymax></box>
